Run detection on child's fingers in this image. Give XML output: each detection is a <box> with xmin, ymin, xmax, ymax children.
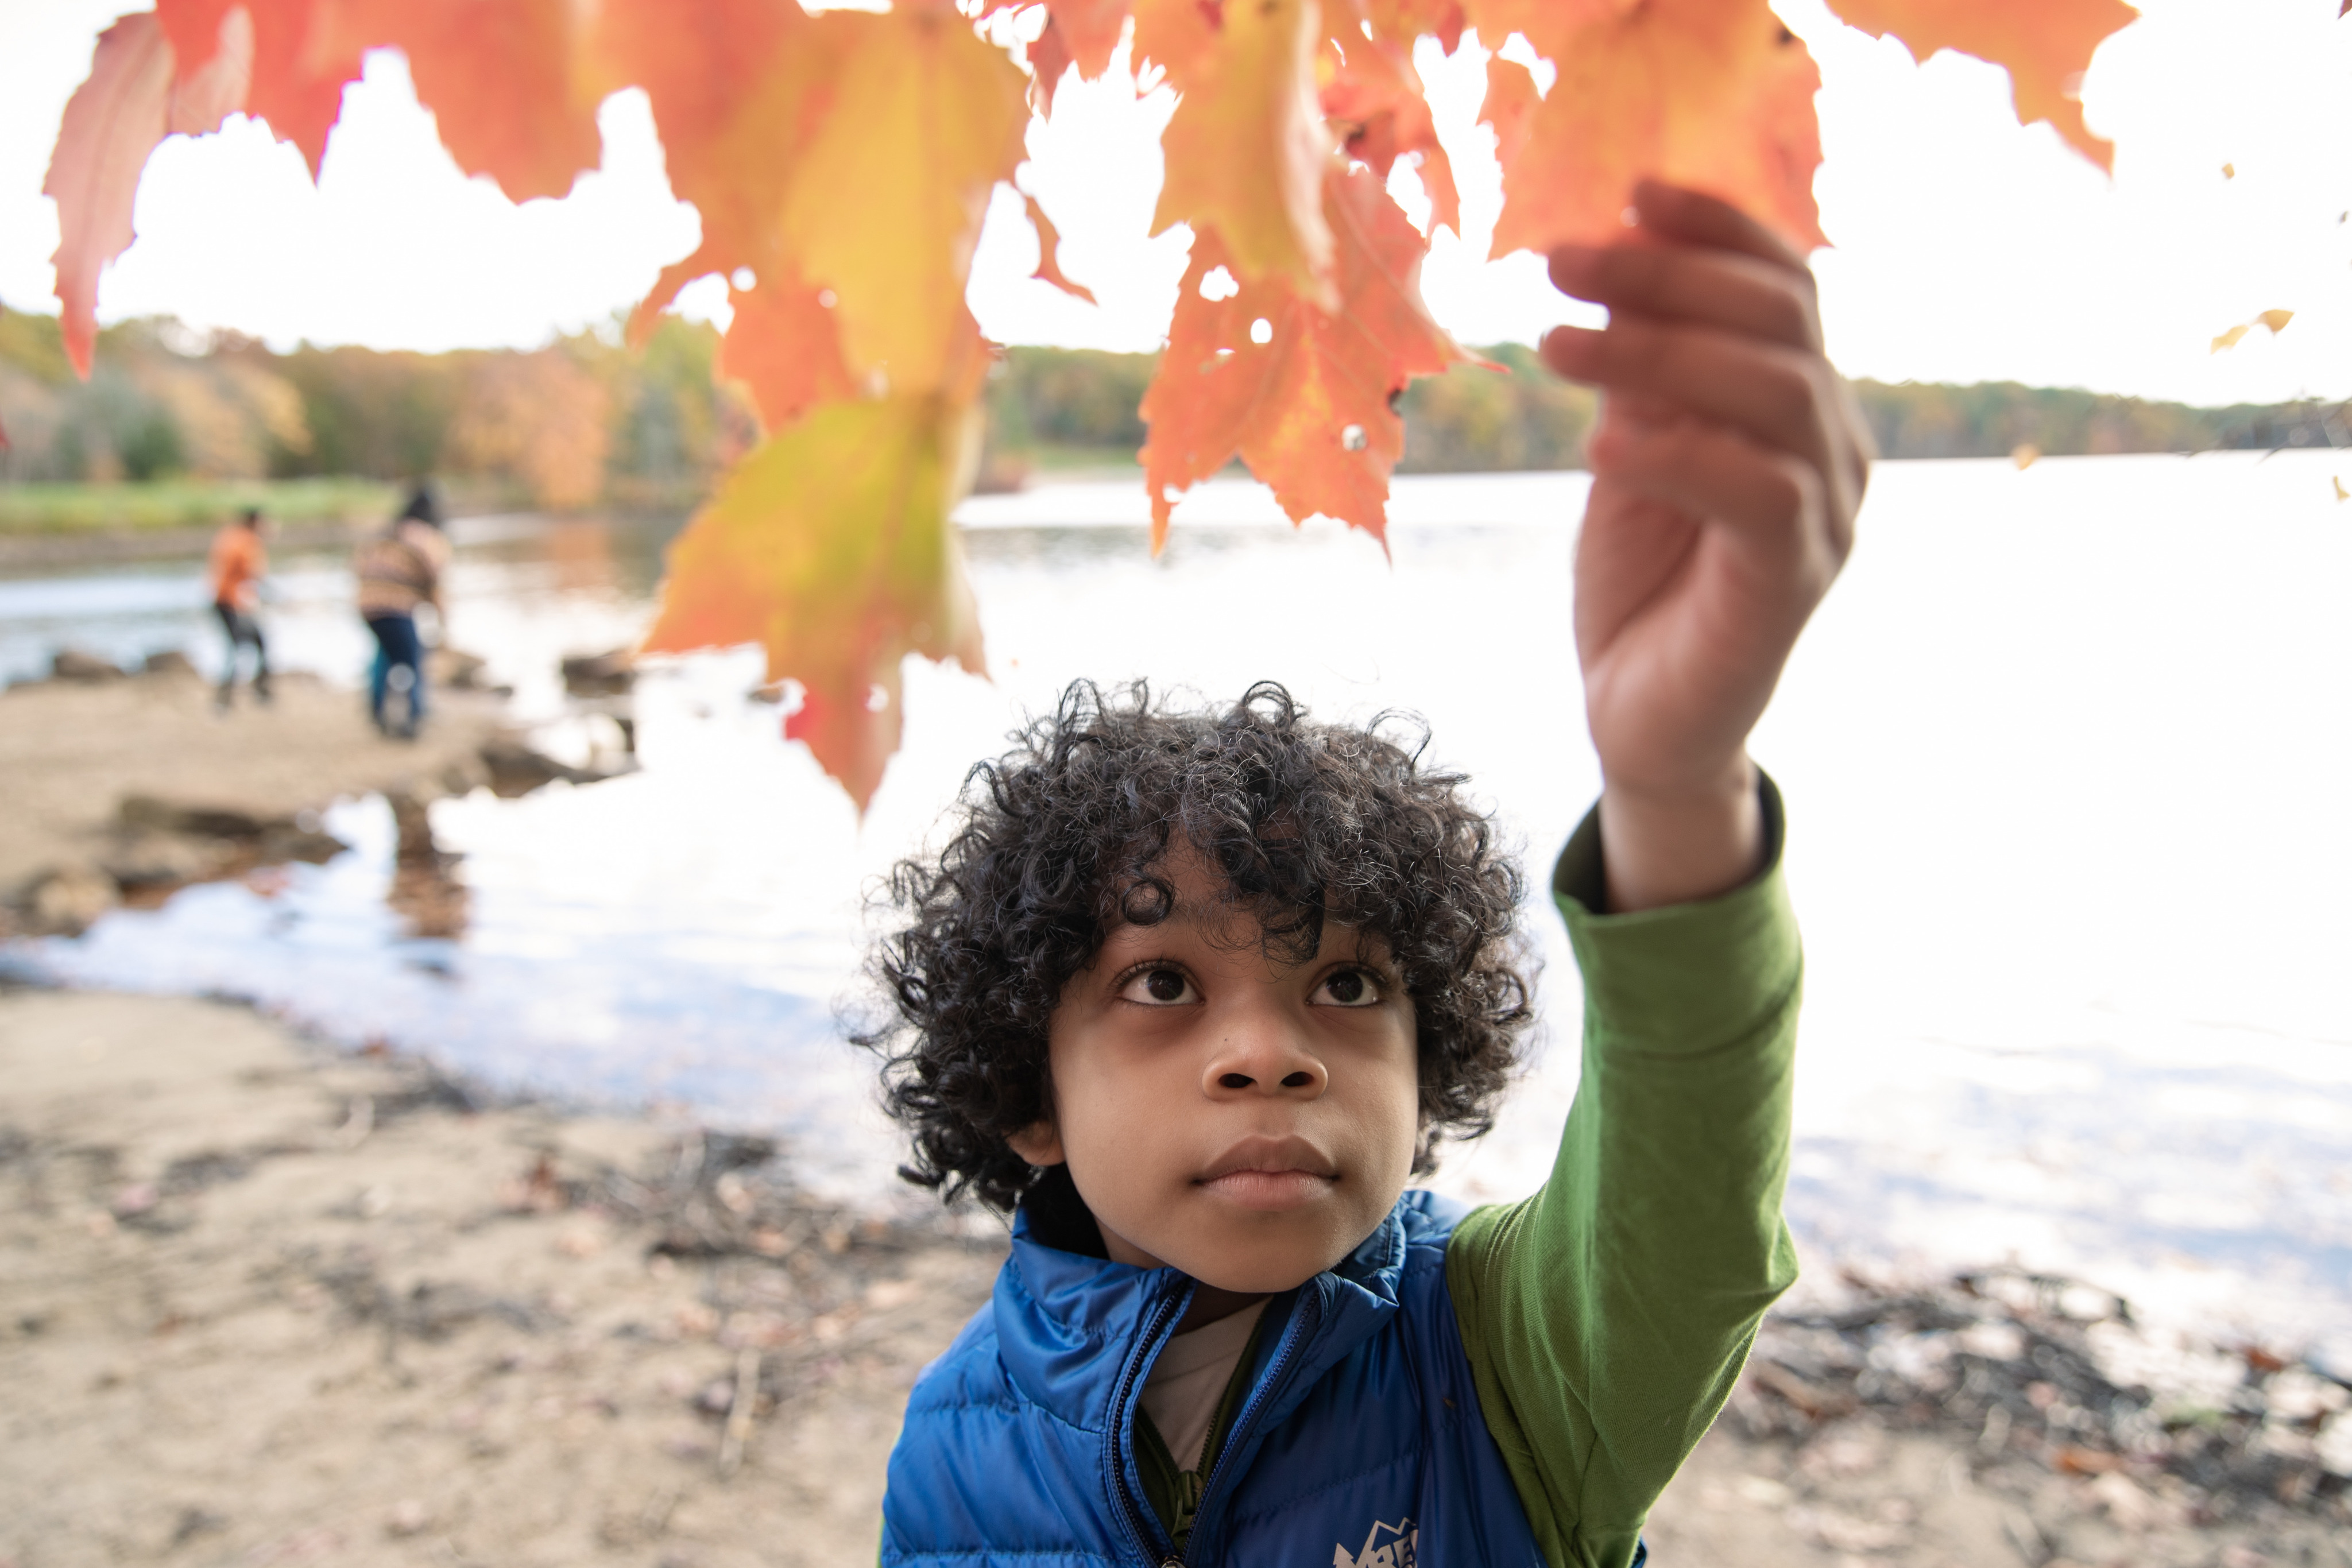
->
<box><xmin>1589</xmin><ymin>411</ymin><xmax>1852</xmax><ymax>568</ymax></box>
<box><xmin>1542</xmin><ymin>318</ymin><xmax>1838</xmax><ymax>475</ymax></box>
<box><xmin>1627</xmin><ymin>179</ymin><xmax>1812</xmax><ymax>276</ymax></box>
<box><xmin>1547</xmin><ymin>242</ymin><xmax>1821</xmax><ymax>354</ymax></box>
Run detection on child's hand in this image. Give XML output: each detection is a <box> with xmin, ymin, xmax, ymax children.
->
<box><xmin>1540</xmin><ymin>181</ymin><xmax>1868</xmax><ymax>912</ymax></box>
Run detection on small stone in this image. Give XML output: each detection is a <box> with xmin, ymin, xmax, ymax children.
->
<box><xmin>385</xmin><ymin>1499</ymin><xmax>431</xmax><ymax>1538</ymax></box>
<box><xmin>24</xmin><ymin>863</ymin><xmax>118</xmax><ymax>936</ymax></box>
<box><xmin>141</xmin><ymin>649</ymin><xmax>200</xmax><ymax>679</ymax></box>
<box><xmin>52</xmin><ymin>648</ymin><xmax>125</xmax><ymax>683</ymax></box>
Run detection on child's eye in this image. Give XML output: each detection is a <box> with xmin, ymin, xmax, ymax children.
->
<box><xmin>1312</xmin><ymin>968</ymin><xmax>1382</xmax><ymax>1008</ymax></box>
<box><xmin>1119</xmin><ymin>966</ymin><xmax>1198</xmax><ymax>1006</ymax></box>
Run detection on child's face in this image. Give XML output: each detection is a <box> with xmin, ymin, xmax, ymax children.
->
<box><xmin>1010</xmin><ymin>848</ymin><xmax>1422</xmax><ymax>1294</ymax></box>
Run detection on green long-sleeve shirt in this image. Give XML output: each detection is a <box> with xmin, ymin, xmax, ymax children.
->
<box><xmin>1447</xmin><ymin>777</ymin><xmax>1802</xmax><ymax>1568</ymax></box>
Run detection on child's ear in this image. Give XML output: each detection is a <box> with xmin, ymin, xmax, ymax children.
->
<box><xmin>1007</xmin><ymin>1118</ymin><xmax>1066</xmax><ymax>1167</ymax></box>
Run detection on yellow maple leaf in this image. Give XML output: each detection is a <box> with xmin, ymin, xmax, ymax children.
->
<box><xmin>775</xmin><ymin>9</ymin><xmax>1030</xmax><ymax>395</ymax></box>
<box><xmin>2211</xmin><ymin>311</ymin><xmax>2293</xmax><ymax>353</ymax></box>
<box><xmin>1140</xmin><ymin>0</ymin><xmax>1337</xmax><ymax>303</ymax></box>
<box><xmin>643</xmin><ymin>395</ymin><xmax>988</xmax><ymax>810</ymax></box>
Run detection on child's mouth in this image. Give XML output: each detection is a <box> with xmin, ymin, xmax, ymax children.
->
<box><xmin>1197</xmin><ymin>1137</ymin><xmax>1341</xmax><ymax>1209</ymax></box>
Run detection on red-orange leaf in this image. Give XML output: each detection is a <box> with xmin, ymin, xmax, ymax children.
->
<box><xmin>1475</xmin><ymin>0</ymin><xmax>1825</xmax><ymax>256</ymax></box>
<box><xmin>642</xmin><ymin>394</ymin><xmax>989</xmax><ymax>810</ymax></box>
<box><xmin>589</xmin><ymin>0</ymin><xmax>816</xmax><ymax>331</ymax></box>
<box><xmin>323</xmin><ymin>0</ymin><xmax>601</xmax><ymax>203</ymax></box>
<box><xmin>1365</xmin><ymin>0</ymin><xmax>1467</xmax><ymax>54</ymax></box>
<box><xmin>45</xmin><ymin>13</ymin><xmax>173</xmax><ymax>378</ymax></box>
<box><xmin>1140</xmin><ymin>161</ymin><xmax>1464</xmax><ymax>549</ymax></box>
<box><xmin>1825</xmin><ymin>0</ymin><xmax>2137</xmax><ymax>172</ymax></box>
<box><xmin>1140</xmin><ymin>0</ymin><xmax>1336</xmax><ymax>303</ymax></box>
<box><xmin>158</xmin><ymin>0</ymin><xmax>362</xmax><ymax>177</ymax></box>
<box><xmin>1321</xmin><ymin>0</ymin><xmax>1459</xmax><ymax>234</ymax></box>
<box><xmin>1024</xmin><ymin>192</ymin><xmax>1098</xmax><ymax>304</ymax></box>
<box><xmin>718</xmin><ymin>273</ymin><xmax>859</xmax><ymax>432</ymax></box>
<box><xmin>1028</xmin><ymin>0</ymin><xmax>1135</xmax><ymax>110</ymax></box>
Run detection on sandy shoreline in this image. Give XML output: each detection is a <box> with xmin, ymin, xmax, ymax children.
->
<box><xmin>4</xmin><ymin>986</ymin><xmax>2345</xmax><ymax>1567</ymax></box>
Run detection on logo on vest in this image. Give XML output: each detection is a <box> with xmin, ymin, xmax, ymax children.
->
<box><xmin>1333</xmin><ymin>1517</ymin><xmax>1417</xmax><ymax>1567</ymax></box>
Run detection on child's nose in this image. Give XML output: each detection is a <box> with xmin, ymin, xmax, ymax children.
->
<box><xmin>1201</xmin><ymin>1016</ymin><xmax>1328</xmax><ymax>1099</ymax></box>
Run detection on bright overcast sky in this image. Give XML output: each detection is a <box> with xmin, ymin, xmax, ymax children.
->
<box><xmin>3</xmin><ymin>0</ymin><xmax>2349</xmax><ymax>405</ymax></box>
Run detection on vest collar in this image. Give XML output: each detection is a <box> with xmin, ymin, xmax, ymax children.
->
<box><xmin>992</xmin><ymin>1193</ymin><xmax>1416</xmax><ymax>1434</ymax></box>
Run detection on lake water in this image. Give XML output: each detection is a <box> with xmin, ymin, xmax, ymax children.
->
<box><xmin>7</xmin><ymin>454</ymin><xmax>2350</xmax><ymax>1361</ymax></box>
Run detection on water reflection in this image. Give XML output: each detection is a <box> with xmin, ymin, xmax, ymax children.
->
<box><xmin>386</xmin><ymin>791</ymin><xmax>469</xmax><ymax>941</ymax></box>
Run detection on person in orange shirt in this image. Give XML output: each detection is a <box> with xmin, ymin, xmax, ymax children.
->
<box><xmin>207</xmin><ymin>507</ymin><xmax>270</xmax><ymax>709</ymax></box>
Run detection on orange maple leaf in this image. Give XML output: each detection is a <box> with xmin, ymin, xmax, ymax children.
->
<box><xmin>158</xmin><ymin>0</ymin><xmax>361</xmax><ymax>176</ymax></box>
<box><xmin>1365</xmin><ymin>0</ymin><xmax>1467</xmax><ymax>53</ymax></box>
<box><xmin>1022</xmin><ymin>0</ymin><xmax>1135</xmax><ymax>111</ymax></box>
<box><xmin>44</xmin><ymin>9</ymin><xmax>253</xmax><ymax>377</ymax></box>
<box><xmin>1140</xmin><ymin>161</ymin><xmax>1465</xmax><ymax>550</ymax></box>
<box><xmin>642</xmin><ymin>394</ymin><xmax>989</xmax><ymax>810</ymax></box>
<box><xmin>718</xmin><ymin>272</ymin><xmax>859</xmax><ymax>432</ymax></box>
<box><xmin>318</xmin><ymin>0</ymin><xmax>601</xmax><ymax>203</ymax></box>
<box><xmin>1472</xmin><ymin>0</ymin><xmax>1827</xmax><ymax>256</ymax></box>
<box><xmin>1139</xmin><ymin>0</ymin><xmax>1336</xmax><ymax>303</ymax></box>
<box><xmin>589</xmin><ymin>0</ymin><xmax>817</xmax><ymax>332</ymax></box>
<box><xmin>1320</xmin><ymin>0</ymin><xmax>1460</xmax><ymax>234</ymax></box>
<box><xmin>1023</xmin><ymin>192</ymin><xmax>1099</xmax><ymax>304</ymax></box>
<box><xmin>1826</xmin><ymin>0</ymin><xmax>2137</xmax><ymax>172</ymax></box>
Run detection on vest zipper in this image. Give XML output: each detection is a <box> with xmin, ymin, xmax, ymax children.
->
<box><xmin>1111</xmin><ymin>1288</ymin><xmax>1188</xmax><ymax>1567</ymax></box>
<box><xmin>1176</xmin><ymin>1287</ymin><xmax>1323</xmax><ymax>1564</ymax></box>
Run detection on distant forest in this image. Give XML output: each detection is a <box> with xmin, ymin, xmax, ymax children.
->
<box><xmin>991</xmin><ymin>344</ymin><xmax>2352</xmax><ymax>474</ymax></box>
<box><xmin>3</xmin><ymin>310</ymin><xmax>2342</xmax><ymax>512</ymax></box>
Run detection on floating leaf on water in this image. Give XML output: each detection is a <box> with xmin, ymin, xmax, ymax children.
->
<box><xmin>2011</xmin><ymin>443</ymin><xmax>2040</xmax><ymax>470</ymax></box>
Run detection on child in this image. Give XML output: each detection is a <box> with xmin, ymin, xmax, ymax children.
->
<box><xmin>207</xmin><ymin>506</ymin><xmax>271</xmax><ymax>708</ymax></box>
<box><xmin>860</xmin><ymin>183</ymin><xmax>1869</xmax><ymax>1566</ymax></box>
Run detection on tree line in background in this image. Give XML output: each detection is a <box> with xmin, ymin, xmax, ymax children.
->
<box><xmin>0</xmin><ymin>308</ymin><xmax>755</xmax><ymax>512</ymax></box>
<box><xmin>3</xmin><ymin>309</ymin><xmax>2341</xmax><ymax>514</ymax></box>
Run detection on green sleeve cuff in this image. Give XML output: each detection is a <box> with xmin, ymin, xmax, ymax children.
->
<box><xmin>1550</xmin><ymin>771</ymin><xmax>1798</xmax><ymax>1060</ymax></box>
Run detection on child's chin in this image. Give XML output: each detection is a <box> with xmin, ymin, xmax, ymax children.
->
<box><xmin>1165</xmin><ymin>1206</ymin><xmax>1383</xmax><ymax>1295</ymax></box>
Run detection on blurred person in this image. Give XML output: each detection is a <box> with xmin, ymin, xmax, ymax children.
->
<box><xmin>207</xmin><ymin>506</ymin><xmax>270</xmax><ymax>710</ymax></box>
<box><xmin>356</xmin><ymin>485</ymin><xmax>450</xmax><ymax>740</ymax></box>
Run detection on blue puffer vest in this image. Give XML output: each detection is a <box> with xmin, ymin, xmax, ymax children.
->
<box><xmin>879</xmin><ymin>1188</ymin><xmax>1553</xmax><ymax>1567</ymax></box>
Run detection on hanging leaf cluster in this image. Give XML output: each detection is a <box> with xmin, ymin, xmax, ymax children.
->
<box><xmin>44</xmin><ymin>0</ymin><xmax>2137</xmax><ymax>804</ymax></box>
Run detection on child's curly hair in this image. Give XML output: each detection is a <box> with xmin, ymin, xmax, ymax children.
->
<box><xmin>857</xmin><ymin>680</ymin><xmax>1534</xmax><ymax>1213</ymax></box>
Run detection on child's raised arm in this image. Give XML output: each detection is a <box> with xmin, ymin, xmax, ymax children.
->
<box><xmin>1444</xmin><ymin>183</ymin><xmax>1866</xmax><ymax>1568</ymax></box>
<box><xmin>1541</xmin><ymin>180</ymin><xmax>1868</xmax><ymax>912</ymax></box>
